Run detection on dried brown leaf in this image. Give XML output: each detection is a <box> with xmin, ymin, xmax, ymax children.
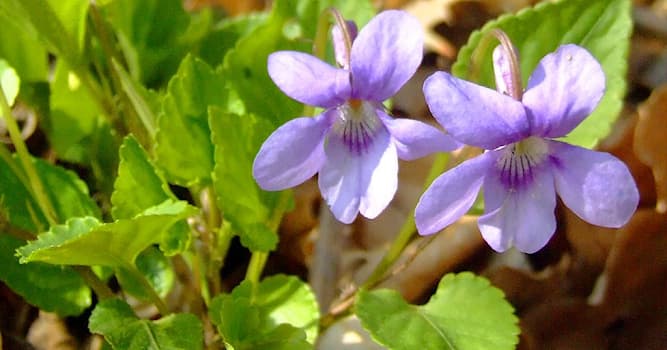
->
<box><xmin>635</xmin><ymin>84</ymin><xmax>667</xmax><ymax>213</ymax></box>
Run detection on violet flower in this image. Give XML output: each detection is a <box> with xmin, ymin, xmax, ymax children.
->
<box><xmin>415</xmin><ymin>42</ymin><xmax>639</xmax><ymax>253</ymax></box>
<box><xmin>253</xmin><ymin>10</ymin><xmax>459</xmax><ymax>223</ymax></box>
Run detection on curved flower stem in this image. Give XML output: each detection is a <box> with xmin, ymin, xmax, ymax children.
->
<box><xmin>361</xmin><ymin>152</ymin><xmax>450</xmax><ymax>289</ymax></box>
<box><xmin>490</xmin><ymin>29</ymin><xmax>523</xmax><ymax>100</ymax></box>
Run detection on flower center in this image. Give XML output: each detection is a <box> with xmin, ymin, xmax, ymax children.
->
<box><xmin>331</xmin><ymin>100</ymin><xmax>381</xmax><ymax>155</ymax></box>
<box><xmin>496</xmin><ymin>137</ymin><xmax>548</xmax><ymax>189</ymax></box>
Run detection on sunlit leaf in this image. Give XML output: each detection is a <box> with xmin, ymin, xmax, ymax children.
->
<box><xmin>209</xmin><ymin>275</ymin><xmax>318</xmax><ymax>349</ymax></box>
<box><xmin>18</xmin><ymin>200</ymin><xmax>195</xmax><ymax>267</ymax></box>
<box><xmin>89</xmin><ymin>298</ymin><xmax>203</xmax><ymax>350</ymax></box>
<box><xmin>154</xmin><ymin>55</ymin><xmax>223</xmax><ymax>186</ymax></box>
<box><xmin>0</xmin><ymin>235</ymin><xmax>91</xmax><ymax>316</ymax></box>
<box><xmin>356</xmin><ymin>272</ymin><xmax>519</xmax><ymax>350</ymax></box>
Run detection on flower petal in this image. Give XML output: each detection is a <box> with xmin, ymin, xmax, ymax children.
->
<box><xmin>253</xmin><ymin>112</ymin><xmax>330</xmax><ymax>191</ymax></box>
<box><xmin>478</xmin><ymin>163</ymin><xmax>557</xmax><ymax>253</ymax></box>
<box><xmin>423</xmin><ymin>71</ymin><xmax>530</xmax><ymax>149</ymax></box>
<box><xmin>319</xmin><ymin>125</ymin><xmax>397</xmax><ymax>223</ymax></box>
<box><xmin>350</xmin><ymin>10</ymin><xmax>423</xmax><ymax>101</ymax></box>
<box><xmin>378</xmin><ymin>110</ymin><xmax>461</xmax><ymax>160</ymax></box>
<box><xmin>549</xmin><ymin>141</ymin><xmax>638</xmax><ymax>227</ymax></box>
<box><xmin>268</xmin><ymin>51</ymin><xmax>351</xmax><ymax>108</ymax></box>
<box><xmin>522</xmin><ymin>44</ymin><xmax>606</xmax><ymax>138</ymax></box>
<box><xmin>415</xmin><ymin>153</ymin><xmax>492</xmax><ymax>235</ymax></box>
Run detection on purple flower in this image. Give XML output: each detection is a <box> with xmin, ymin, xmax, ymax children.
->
<box><xmin>253</xmin><ymin>10</ymin><xmax>459</xmax><ymax>224</ymax></box>
<box><xmin>415</xmin><ymin>43</ymin><xmax>639</xmax><ymax>253</ymax></box>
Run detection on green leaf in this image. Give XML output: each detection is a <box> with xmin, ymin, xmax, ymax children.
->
<box><xmin>46</xmin><ymin>60</ymin><xmax>102</xmax><ymax>163</ymax></box>
<box><xmin>0</xmin><ymin>59</ymin><xmax>20</xmax><ymax>106</ymax></box>
<box><xmin>0</xmin><ymin>235</ymin><xmax>91</xmax><ymax>316</ymax></box>
<box><xmin>0</xmin><ymin>5</ymin><xmax>48</xmax><ymax>82</ymax></box>
<box><xmin>198</xmin><ymin>13</ymin><xmax>268</xmax><ymax>68</ymax></box>
<box><xmin>2</xmin><ymin>0</ymin><xmax>85</xmax><ymax>66</ymax></box>
<box><xmin>35</xmin><ymin>158</ymin><xmax>102</xmax><ymax>222</ymax></box>
<box><xmin>356</xmin><ymin>272</ymin><xmax>519</xmax><ymax>350</ymax></box>
<box><xmin>111</xmin><ymin>135</ymin><xmax>172</xmax><ymax>220</ymax></box>
<box><xmin>89</xmin><ymin>298</ymin><xmax>203</xmax><ymax>350</ymax></box>
<box><xmin>115</xmin><ymin>246</ymin><xmax>174</xmax><ymax>301</ymax></box>
<box><xmin>111</xmin><ymin>60</ymin><xmax>159</xmax><ymax>138</ymax></box>
<box><xmin>0</xmin><ymin>154</ymin><xmax>44</xmax><ymax>232</ymax></box>
<box><xmin>46</xmin><ymin>0</ymin><xmax>89</xmax><ymax>54</ymax></box>
<box><xmin>0</xmin><ymin>154</ymin><xmax>100</xmax><ymax>232</ymax></box>
<box><xmin>112</xmin><ymin>135</ymin><xmax>191</xmax><ymax>255</ymax></box>
<box><xmin>297</xmin><ymin>0</ymin><xmax>375</xmax><ymax>39</ymax></box>
<box><xmin>102</xmin><ymin>0</ymin><xmax>208</xmax><ymax>87</ymax></box>
<box><xmin>154</xmin><ymin>55</ymin><xmax>224</xmax><ymax>186</ymax></box>
<box><xmin>451</xmin><ymin>0</ymin><xmax>631</xmax><ymax>148</ymax></box>
<box><xmin>209</xmin><ymin>275</ymin><xmax>318</xmax><ymax>349</ymax></box>
<box><xmin>209</xmin><ymin>107</ymin><xmax>280</xmax><ymax>252</ymax></box>
<box><xmin>222</xmin><ymin>0</ymin><xmax>304</xmax><ymax>127</ymax></box>
<box><xmin>18</xmin><ymin>200</ymin><xmax>195</xmax><ymax>267</ymax></box>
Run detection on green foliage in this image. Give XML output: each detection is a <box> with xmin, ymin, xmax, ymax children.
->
<box><xmin>115</xmin><ymin>246</ymin><xmax>175</xmax><ymax>301</ymax></box>
<box><xmin>452</xmin><ymin>0</ymin><xmax>631</xmax><ymax>148</ymax></box>
<box><xmin>1</xmin><ymin>0</ymin><xmax>83</xmax><ymax>66</ymax></box>
<box><xmin>111</xmin><ymin>135</ymin><xmax>172</xmax><ymax>220</ymax></box>
<box><xmin>112</xmin><ymin>135</ymin><xmax>190</xmax><ymax>254</ymax></box>
<box><xmin>356</xmin><ymin>273</ymin><xmax>519</xmax><ymax>350</ymax></box>
<box><xmin>0</xmin><ymin>59</ymin><xmax>21</xmax><ymax>105</ymax></box>
<box><xmin>89</xmin><ymin>298</ymin><xmax>203</xmax><ymax>350</ymax></box>
<box><xmin>0</xmin><ymin>153</ymin><xmax>99</xmax><ymax>232</ymax></box>
<box><xmin>222</xmin><ymin>0</ymin><xmax>307</xmax><ymax>127</ymax></box>
<box><xmin>46</xmin><ymin>0</ymin><xmax>89</xmax><ymax>54</ymax></box>
<box><xmin>101</xmin><ymin>0</ymin><xmax>210</xmax><ymax>87</ymax></box>
<box><xmin>46</xmin><ymin>60</ymin><xmax>103</xmax><ymax>163</ymax></box>
<box><xmin>209</xmin><ymin>275</ymin><xmax>319</xmax><ymax>349</ymax></box>
<box><xmin>111</xmin><ymin>60</ymin><xmax>160</xmax><ymax>138</ymax></box>
<box><xmin>35</xmin><ymin>157</ymin><xmax>101</xmax><ymax>221</ymax></box>
<box><xmin>209</xmin><ymin>107</ymin><xmax>280</xmax><ymax>252</ymax></box>
<box><xmin>154</xmin><ymin>55</ymin><xmax>223</xmax><ymax>186</ymax></box>
<box><xmin>198</xmin><ymin>13</ymin><xmax>269</xmax><ymax>67</ymax></box>
<box><xmin>18</xmin><ymin>200</ymin><xmax>195</xmax><ymax>267</ymax></box>
<box><xmin>0</xmin><ymin>154</ymin><xmax>44</xmax><ymax>232</ymax></box>
<box><xmin>0</xmin><ymin>8</ymin><xmax>47</xmax><ymax>81</ymax></box>
<box><xmin>0</xmin><ymin>235</ymin><xmax>91</xmax><ymax>316</ymax></box>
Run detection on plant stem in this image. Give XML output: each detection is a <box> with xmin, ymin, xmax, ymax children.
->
<box><xmin>244</xmin><ymin>190</ymin><xmax>291</xmax><ymax>295</ymax></box>
<box><xmin>361</xmin><ymin>153</ymin><xmax>450</xmax><ymax>289</ymax></box>
<box><xmin>121</xmin><ymin>262</ymin><xmax>169</xmax><ymax>316</ymax></box>
<box><xmin>73</xmin><ymin>266</ymin><xmax>114</xmax><ymax>300</ymax></box>
<box><xmin>0</xmin><ymin>86</ymin><xmax>57</xmax><ymax>225</ymax></box>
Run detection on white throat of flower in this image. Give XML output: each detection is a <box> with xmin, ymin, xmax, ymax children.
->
<box><xmin>331</xmin><ymin>99</ymin><xmax>382</xmax><ymax>155</ymax></box>
<box><xmin>497</xmin><ymin>136</ymin><xmax>549</xmax><ymax>190</ymax></box>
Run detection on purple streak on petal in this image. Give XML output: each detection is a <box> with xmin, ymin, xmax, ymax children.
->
<box><xmin>492</xmin><ymin>45</ymin><xmax>516</xmax><ymax>97</ymax></box>
<box><xmin>549</xmin><ymin>140</ymin><xmax>639</xmax><ymax>227</ymax></box>
<box><xmin>522</xmin><ymin>44</ymin><xmax>605</xmax><ymax>138</ymax></box>
<box><xmin>377</xmin><ymin>110</ymin><xmax>461</xmax><ymax>160</ymax></box>
<box><xmin>319</xmin><ymin>124</ymin><xmax>395</xmax><ymax>223</ymax></box>
<box><xmin>252</xmin><ymin>112</ymin><xmax>330</xmax><ymax>191</ymax></box>
<box><xmin>478</xmin><ymin>163</ymin><xmax>557</xmax><ymax>253</ymax></box>
<box><xmin>423</xmin><ymin>71</ymin><xmax>530</xmax><ymax>149</ymax></box>
<box><xmin>350</xmin><ymin>10</ymin><xmax>423</xmax><ymax>101</ymax></box>
<box><xmin>268</xmin><ymin>51</ymin><xmax>351</xmax><ymax>108</ymax></box>
<box><xmin>332</xmin><ymin>20</ymin><xmax>358</xmax><ymax>69</ymax></box>
<box><xmin>415</xmin><ymin>153</ymin><xmax>493</xmax><ymax>235</ymax></box>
